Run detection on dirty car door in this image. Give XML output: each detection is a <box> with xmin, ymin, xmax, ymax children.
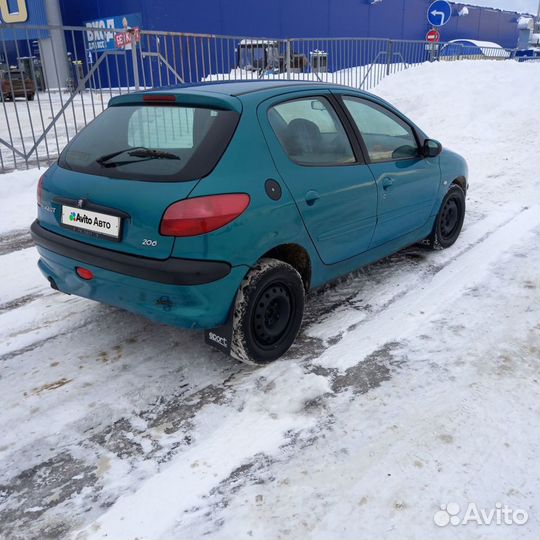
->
<box><xmin>259</xmin><ymin>92</ymin><xmax>377</xmax><ymax>265</ymax></box>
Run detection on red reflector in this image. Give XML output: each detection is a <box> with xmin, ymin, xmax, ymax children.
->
<box><xmin>76</xmin><ymin>267</ymin><xmax>94</xmax><ymax>280</ymax></box>
<box><xmin>160</xmin><ymin>194</ymin><xmax>250</xmax><ymax>237</ymax></box>
<box><xmin>143</xmin><ymin>94</ymin><xmax>176</xmax><ymax>103</ymax></box>
<box><xmin>37</xmin><ymin>174</ymin><xmax>44</xmax><ymax>206</ymax></box>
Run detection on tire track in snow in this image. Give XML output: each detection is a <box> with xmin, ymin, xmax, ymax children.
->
<box><xmin>315</xmin><ymin>205</ymin><xmax>539</xmax><ymax>370</ymax></box>
<box><xmin>299</xmin><ymin>204</ymin><xmax>528</xmax><ymax>348</ymax></box>
<box><xmin>0</xmin><ymin>229</ymin><xmax>32</xmax><ymax>256</ymax></box>
<box><xmin>0</xmin><ymin>292</ymin><xmax>44</xmax><ymax>314</ymax></box>
<box><xmin>1</xmin><ymin>206</ymin><xmax>535</xmax><ymax>540</ymax></box>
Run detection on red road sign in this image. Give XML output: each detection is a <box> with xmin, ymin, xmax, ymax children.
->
<box><xmin>115</xmin><ymin>27</ymin><xmax>141</xmax><ymax>49</ymax></box>
<box><xmin>426</xmin><ymin>29</ymin><xmax>440</xmax><ymax>43</ymax></box>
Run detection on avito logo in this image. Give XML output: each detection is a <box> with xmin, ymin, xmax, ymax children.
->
<box><xmin>69</xmin><ymin>211</ymin><xmax>112</xmax><ymax>229</ymax></box>
<box><xmin>434</xmin><ymin>502</ymin><xmax>529</xmax><ymax>527</ymax></box>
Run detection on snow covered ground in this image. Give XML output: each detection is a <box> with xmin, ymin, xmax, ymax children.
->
<box><xmin>0</xmin><ymin>60</ymin><xmax>538</xmax><ymax>540</ymax></box>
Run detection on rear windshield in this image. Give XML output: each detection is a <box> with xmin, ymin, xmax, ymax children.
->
<box><xmin>58</xmin><ymin>104</ymin><xmax>239</xmax><ymax>181</ymax></box>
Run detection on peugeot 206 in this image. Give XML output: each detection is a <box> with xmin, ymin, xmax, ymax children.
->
<box><xmin>32</xmin><ymin>81</ymin><xmax>468</xmax><ymax>364</ymax></box>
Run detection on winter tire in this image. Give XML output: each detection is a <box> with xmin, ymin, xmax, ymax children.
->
<box><xmin>427</xmin><ymin>184</ymin><xmax>465</xmax><ymax>249</ymax></box>
<box><xmin>231</xmin><ymin>258</ymin><xmax>304</xmax><ymax>365</ymax></box>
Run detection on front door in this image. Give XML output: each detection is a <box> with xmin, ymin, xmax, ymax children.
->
<box><xmin>259</xmin><ymin>92</ymin><xmax>377</xmax><ymax>265</ymax></box>
<box><xmin>339</xmin><ymin>95</ymin><xmax>439</xmax><ymax>248</ymax></box>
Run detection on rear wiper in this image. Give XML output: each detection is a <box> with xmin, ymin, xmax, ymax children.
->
<box><xmin>128</xmin><ymin>148</ymin><xmax>180</xmax><ymax>160</ymax></box>
<box><xmin>96</xmin><ymin>146</ymin><xmax>146</xmax><ymax>164</ymax></box>
<box><xmin>96</xmin><ymin>147</ymin><xmax>180</xmax><ymax>167</ymax></box>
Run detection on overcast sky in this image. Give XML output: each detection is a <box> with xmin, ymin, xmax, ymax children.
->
<box><xmin>463</xmin><ymin>0</ymin><xmax>538</xmax><ymax>14</ymax></box>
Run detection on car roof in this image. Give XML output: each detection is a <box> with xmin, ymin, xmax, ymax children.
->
<box><xmin>108</xmin><ymin>80</ymin><xmax>378</xmax><ymax>114</ymax></box>
<box><xmin>152</xmin><ymin>79</ymin><xmax>365</xmax><ymax>97</ymax></box>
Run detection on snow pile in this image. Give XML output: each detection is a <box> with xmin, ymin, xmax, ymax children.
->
<box><xmin>0</xmin><ymin>168</ymin><xmax>40</xmax><ymax>232</ymax></box>
<box><xmin>374</xmin><ymin>60</ymin><xmax>540</xmax><ymax>213</ymax></box>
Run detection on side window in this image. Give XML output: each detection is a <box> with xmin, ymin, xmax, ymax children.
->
<box><xmin>268</xmin><ymin>97</ymin><xmax>355</xmax><ymax>165</ymax></box>
<box><xmin>343</xmin><ymin>97</ymin><xmax>418</xmax><ymax>162</ymax></box>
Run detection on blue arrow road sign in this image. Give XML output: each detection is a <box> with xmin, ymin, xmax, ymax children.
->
<box><xmin>427</xmin><ymin>0</ymin><xmax>452</xmax><ymax>27</ymax></box>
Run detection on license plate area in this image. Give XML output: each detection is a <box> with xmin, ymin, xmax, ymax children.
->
<box><xmin>61</xmin><ymin>205</ymin><xmax>122</xmax><ymax>240</ymax></box>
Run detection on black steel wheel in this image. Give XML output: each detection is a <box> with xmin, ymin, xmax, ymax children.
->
<box><xmin>231</xmin><ymin>258</ymin><xmax>304</xmax><ymax>365</ymax></box>
<box><xmin>252</xmin><ymin>281</ymin><xmax>293</xmax><ymax>349</ymax></box>
<box><xmin>428</xmin><ymin>185</ymin><xmax>466</xmax><ymax>249</ymax></box>
<box><xmin>440</xmin><ymin>197</ymin><xmax>460</xmax><ymax>240</ymax></box>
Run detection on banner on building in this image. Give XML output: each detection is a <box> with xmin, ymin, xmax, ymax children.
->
<box><xmin>84</xmin><ymin>12</ymin><xmax>142</xmax><ymax>52</ymax></box>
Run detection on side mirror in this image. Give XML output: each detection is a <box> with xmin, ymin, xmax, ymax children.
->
<box><xmin>422</xmin><ymin>138</ymin><xmax>442</xmax><ymax>158</ymax></box>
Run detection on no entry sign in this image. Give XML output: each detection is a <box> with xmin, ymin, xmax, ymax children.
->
<box><xmin>426</xmin><ymin>29</ymin><xmax>440</xmax><ymax>43</ymax></box>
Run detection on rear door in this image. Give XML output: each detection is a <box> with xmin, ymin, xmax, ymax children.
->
<box><xmin>338</xmin><ymin>95</ymin><xmax>439</xmax><ymax>248</ymax></box>
<box><xmin>259</xmin><ymin>91</ymin><xmax>377</xmax><ymax>265</ymax></box>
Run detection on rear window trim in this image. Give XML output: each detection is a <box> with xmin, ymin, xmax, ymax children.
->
<box><xmin>58</xmin><ymin>104</ymin><xmax>241</xmax><ymax>183</ymax></box>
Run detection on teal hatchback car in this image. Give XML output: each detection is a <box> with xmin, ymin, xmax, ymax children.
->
<box><xmin>32</xmin><ymin>80</ymin><xmax>468</xmax><ymax>364</ymax></box>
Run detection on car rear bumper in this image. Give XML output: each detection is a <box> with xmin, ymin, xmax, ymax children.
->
<box><xmin>31</xmin><ymin>220</ymin><xmax>231</xmax><ymax>285</ymax></box>
<box><xmin>31</xmin><ymin>220</ymin><xmax>248</xmax><ymax>329</ymax></box>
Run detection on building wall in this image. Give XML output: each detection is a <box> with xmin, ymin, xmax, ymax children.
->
<box><xmin>58</xmin><ymin>0</ymin><xmax>522</xmax><ymax>48</ymax></box>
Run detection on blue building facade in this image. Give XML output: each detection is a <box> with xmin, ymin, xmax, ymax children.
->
<box><xmin>0</xmin><ymin>0</ymin><xmax>532</xmax><ymax>91</ymax></box>
<box><xmin>56</xmin><ymin>0</ymin><xmax>526</xmax><ymax>48</ymax></box>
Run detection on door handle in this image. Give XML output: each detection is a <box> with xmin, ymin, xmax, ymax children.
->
<box><xmin>305</xmin><ymin>190</ymin><xmax>320</xmax><ymax>206</ymax></box>
<box><xmin>382</xmin><ymin>177</ymin><xmax>394</xmax><ymax>191</ymax></box>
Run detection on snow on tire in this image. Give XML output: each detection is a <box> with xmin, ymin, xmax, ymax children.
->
<box><xmin>230</xmin><ymin>258</ymin><xmax>304</xmax><ymax>365</ymax></box>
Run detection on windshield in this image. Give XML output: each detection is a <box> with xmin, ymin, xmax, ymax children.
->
<box><xmin>59</xmin><ymin>104</ymin><xmax>239</xmax><ymax>181</ymax></box>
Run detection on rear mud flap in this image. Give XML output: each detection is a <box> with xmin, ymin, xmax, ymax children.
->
<box><xmin>204</xmin><ymin>308</ymin><xmax>234</xmax><ymax>356</ymax></box>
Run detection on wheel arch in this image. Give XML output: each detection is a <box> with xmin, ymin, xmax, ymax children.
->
<box><xmin>451</xmin><ymin>176</ymin><xmax>467</xmax><ymax>194</ymax></box>
<box><xmin>261</xmin><ymin>243</ymin><xmax>312</xmax><ymax>291</ymax></box>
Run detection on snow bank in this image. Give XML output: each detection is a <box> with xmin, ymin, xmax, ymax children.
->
<box><xmin>372</xmin><ymin>60</ymin><xmax>540</xmax><ymax>214</ymax></box>
<box><xmin>0</xmin><ymin>168</ymin><xmax>40</xmax><ymax>233</ymax></box>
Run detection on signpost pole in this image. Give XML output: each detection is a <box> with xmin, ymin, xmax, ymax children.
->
<box><xmin>425</xmin><ymin>28</ymin><xmax>440</xmax><ymax>62</ymax></box>
<box><xmin>131</xmin><ymin>31</ymin><xmax>140</xmax><ymax>91</ymax></box>
<box><xmin>386</xmin><ymin>40</ymin><xmax>393</xmax><ymax>75</ymax></box>
<box><xmin>285</xmin><ymin>39</ymin><xmax>291</xmax><ymax>77</ymax></box>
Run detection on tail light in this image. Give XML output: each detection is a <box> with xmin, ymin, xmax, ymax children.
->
<box><xmin>37</xmin><ymin>174</ymin><xmax>44</xmax><ymax>206</ymax></box>
<box><xmin>76</xmin><ymin>267</ymin><xmax>94</xmax><ymax>280</ymax></box>
<box><xmin>143</xmin><ymin>94</ymin><xmax>176</xmax><ymax>103</ymax></box>
<box><xmin>160</xmin><ymin>194</ymin><xmax>250</xmax><ymax>237</ymax></box>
